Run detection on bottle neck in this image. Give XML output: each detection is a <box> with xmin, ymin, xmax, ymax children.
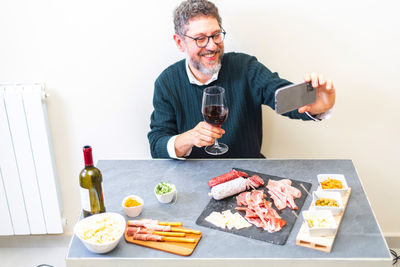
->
<box><xmin>83</xmin><ymin>146</ymin><xmax>94</xmax><ymax>167</ymax></box>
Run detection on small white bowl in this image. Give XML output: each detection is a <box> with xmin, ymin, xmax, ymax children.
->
<box><xmin>312</xmin><ymin>191</ymin><xmax>343</xmax><ymax>215</ymax></box>
<box><xmin>317</xmin><ymin>174</ymin><xmax>349</xmax><ymax>196</ymax></box>
<box><xmin>154</xmin><ymin>183</ymin><xmax>176</xmax><ymax>204</ymax></box>
<box><xmin>302</xmin><ymin>210</ymin><xmax>337</xmax><ymax>237</ymax></box>
<box><xmin>122</xmin><ymin>195</ymin><xmax>144</xmax><ymax>218</ymax></box>
<box><xmin>74</xmin><ymin>212</ymin><xmax>125</xmax><ymax>254</ymax></box>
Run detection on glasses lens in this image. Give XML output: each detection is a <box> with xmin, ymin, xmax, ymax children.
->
<box><xmin>196</xmin><ymin>36</ymin><xmax>208</xmax><ymax>47</ymax></box>
<box><xmin>213</xmin><ymin>32</ymin><xmax>224</xmax><ymax>44</ymax></box>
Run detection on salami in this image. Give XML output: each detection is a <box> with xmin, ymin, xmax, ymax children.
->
<box><xmin>208</xmin><ymin>175</ymin><xmax>264</xmax><ymax>200</ymax></box>
<box><xmin>208</xmin><ymin>169</ymin><xmax>249</xmax><ymax>188</ymax></box>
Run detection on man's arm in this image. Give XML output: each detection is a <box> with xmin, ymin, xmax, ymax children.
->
<box><xmin>148</xmin><ymin>79</ymin><xmax>225</xmax><ymax>158</ymax></box>
<box><xmin>174</xmin><ymin>122</ymin><xmax>224</xmax><ymax>157</ymax></box>
<box><xmin>245</xmin><ymin>56</ymin><xmax>311</xmax><ymax>120</ymax></box>
<box><xmin>247</xmin><ymin>56</ymin><xmax>334</xmax><ymax>120</ymax></box>
<box><xmin>147</xmin><ymin>79</ymin><xmax>179</xmax><ymax>158</ymax></box>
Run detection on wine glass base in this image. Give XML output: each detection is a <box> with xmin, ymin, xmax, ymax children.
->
<box><xmin>205</xmin><ymin>143</ymin><xmax>229</xmax><ymax>155</ymax></box>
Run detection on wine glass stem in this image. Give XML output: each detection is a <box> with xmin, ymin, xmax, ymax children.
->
<box><xmin>214</xmin><ymin>138</ymin><xmax>220</xmax><ymax>148</ymax></box>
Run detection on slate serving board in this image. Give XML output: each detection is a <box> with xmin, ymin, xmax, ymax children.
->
<box><xmin>195</xmin><ymin>168</ymin><xmax>312</xmax><ymax>245</ymax></box>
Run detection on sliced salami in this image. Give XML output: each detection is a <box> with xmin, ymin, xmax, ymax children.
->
<box><xmin>208</xmin><ymin>169</ymin><xmax>249</xmax><ymax>188</ymax></box>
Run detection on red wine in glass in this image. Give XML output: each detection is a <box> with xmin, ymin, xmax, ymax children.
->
<box><xmin>203</xmin><ymin>105</ymin><xmax>228</xmax><ymax>126</ymax></box>
<box><xmin>202</xmin><ymin>86</ymin><xmax>229</xmax><ymax>155</ymax></box>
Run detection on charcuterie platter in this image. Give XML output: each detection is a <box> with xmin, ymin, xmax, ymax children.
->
<box><xmin>195</xmin><ymin>168</ymin><xmax>312</xmax><ymax>245</ymax></box>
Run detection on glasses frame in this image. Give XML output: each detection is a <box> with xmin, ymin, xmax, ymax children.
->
<box><xmin>183</xmin><ymin>29</ymin><xmax>226</xmax><ymax>48</ymax></box>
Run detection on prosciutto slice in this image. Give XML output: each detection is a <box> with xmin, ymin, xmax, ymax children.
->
<box><xmin>128</xmin><ymin>220</ymin><xmax>171</xmax><ymax>231</ymax></box>
<box><xmin>236</xmin><ymin>190</ymin><xmax>286</xmax><ymax>233</ymax></box>
<box><xmin>126</xmin><ymin>226</ymin><xmax>158</xmax><ymax>236</ymax></box>
<box><xmin>131</xmin><ymin>233</ymin><xmax>163</xmax><ymax>241</ymax></box>
<box><xmin>127</xmin><ymin>219</ymin><xmax>154</xmax><ymax>227</ymax></box>
<box><xmin>266</xmin><ymin>179</ymin><xmax>301</xmax><ymax>210</ymax></box>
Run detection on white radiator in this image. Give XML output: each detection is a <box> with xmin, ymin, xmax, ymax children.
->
<box><xmin>0</xmin><ymin>84</ymin><xmax>63</xmax><ymax>235</ymax></box>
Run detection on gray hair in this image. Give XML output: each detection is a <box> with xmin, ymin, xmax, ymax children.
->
<box><xmin>173</xmin><ymin>0</ymin><xmax>222</xmax><ymax>36</ymax></box>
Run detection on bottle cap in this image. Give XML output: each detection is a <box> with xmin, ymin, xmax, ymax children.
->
<box><xmin>83</xmin><ymin>145</ymin><xmax>94</xmax><ymax>166</ymax></box>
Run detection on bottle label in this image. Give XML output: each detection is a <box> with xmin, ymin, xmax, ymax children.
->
<box><xmin>80</xmin><ymin>187</ymin><xmax>90</xmax><ymax>212</ymax></box>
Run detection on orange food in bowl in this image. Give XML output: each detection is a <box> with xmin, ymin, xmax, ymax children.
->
<box><xmin>321</xmin><ymin>178</ymin><xmax>343</xmax><ymax>189</ymax></box>
<box><xmin>124</xmin><ymin>198</ymin><xmax>142</xmax><ymax>207</ymax></box>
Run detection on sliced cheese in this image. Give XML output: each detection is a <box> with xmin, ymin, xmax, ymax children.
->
<box><xmin>232</xmin><ymin>212</ymin><xmax>252</xmax><ymax>229</ymax></box>
<box><xmin>205</xmin><ymin>210</ymin><xmax>251</xmax><ymax>230</ymax></box>
<box><xmin>205</xmin><ymin>212</ymin><xmax>226</xmax><ymax>229</ymax></box>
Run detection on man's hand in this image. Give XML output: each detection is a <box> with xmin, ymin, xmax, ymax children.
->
<box><xmin>174</xmin><ymin>121</ymin><xmax>225</xmax><ymax>157</ymax></box>
<box><xmin>298</xmin><ymin>73</ymin><xmax>336</xmax><ymax>115</ymax></box>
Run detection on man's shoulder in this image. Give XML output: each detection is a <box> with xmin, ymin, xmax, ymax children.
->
<box><xmin>222</xmin><ymin>52</ymin><xmax>261</xmax><ymax>72</ymax></box>
<box><xmin>157</xmin><ymin>58</ymin><xmax>186</xmax><ymax>82</ymax></box>
<box><xmin>224</xmin><ymin>52</ymin><xmax>258</xmax><ymax>63</ymax></box>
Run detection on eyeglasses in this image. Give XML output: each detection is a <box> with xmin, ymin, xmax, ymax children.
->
<box><xmin>184</xmin><ymin>29</ymin><xmax>226</xmax><ymax>48</ymax></box>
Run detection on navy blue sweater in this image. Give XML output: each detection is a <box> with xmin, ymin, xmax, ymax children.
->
<box><xmin>148</xmin><ymin>52</ymin><xmax>312</xmax><ymax>158</ymax></box>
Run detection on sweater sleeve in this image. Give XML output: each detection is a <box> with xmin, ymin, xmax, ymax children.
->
<box><xmin>247</xmin><ymin>56</ymin><xmax>312</xmax><ymax>120</ymax></box>
<box><xmin>147</xmin><ymin>78</ymin><xmax>177</xmax><ymax>158</ymax></box>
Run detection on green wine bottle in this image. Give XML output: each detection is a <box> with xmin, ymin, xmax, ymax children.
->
<box><xmin>79</xmin><ymin>145</ymin><xmax>105</xmax><ymax>217</ymax></box>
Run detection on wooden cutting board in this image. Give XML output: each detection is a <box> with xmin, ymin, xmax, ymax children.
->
<box><xmin>124</xmin><ymin>226</ymin><xmax>202</xmax><ymax>256</ymax></box>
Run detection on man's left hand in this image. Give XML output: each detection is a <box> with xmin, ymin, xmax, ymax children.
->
<box><xmin>298</xmin><ymin>73</ymin><xmax>336</xmax><ymax>115</ymax></box>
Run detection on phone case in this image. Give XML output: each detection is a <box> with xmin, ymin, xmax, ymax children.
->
<box><xmin>274</xmin><ymin>82</ymin><xmax>316</xmax><ymax>114</ymax></box>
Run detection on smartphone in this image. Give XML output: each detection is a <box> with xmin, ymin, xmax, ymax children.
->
<box><xmin>274</xmin><ymin>81</ymin><xmax>316</xmax><ymax>114</ymax></box>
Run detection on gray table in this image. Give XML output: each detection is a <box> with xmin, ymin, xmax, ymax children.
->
<box><xmin>66</xmin><ymin>159</ymin><xmax>391</xmax><ymax>267</ymax></box>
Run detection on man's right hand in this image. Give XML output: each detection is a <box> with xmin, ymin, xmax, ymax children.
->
<box><xmin>174</xmin><ymin>121</ymin><xmax>225</xmax><ymax>157</ymax></box>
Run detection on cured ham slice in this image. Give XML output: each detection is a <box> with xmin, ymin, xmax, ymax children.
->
<box><xmin>131</xmin><ymin>233</ymin><xmax>163</xmax><ymax>241</ymax></box>
<box><xmin>129</xmin><ymin>232</ymin><xmax>195</xmax><ymax>243</ymax></box>
<box><xmin>143</xmin><ymin>224</ymin><xmax>171</xmax><ymax>231</ymax></box>
<box><xmin>126</xmin><ymin>226</ymin><xmax>185</xmax><ymax>237</ymax></box>
<box><xmin>236</xmin><ymin>191</ymin><xmax>251</xmax><ymax>206</ymax></box>
<box><xmin>128</xmin><ymin>220</ymin><xmax>171</xmax><ymax>231</ymax></box>
<box><xmin>266</xmin><ymin>179</ymin><xmax>301</xmax><ymax>210</ymax></box>
<box><xmin>127</xmin><ymin>227</ymin><xmax>153</xmax><ymax>236</ymax></box>
<box><xmin>127</xmin><ymin>219</ymin><xmax>155</xmax><ymax>227</ymax></box>
<box><xmin>236</xmin><ymin>190</ymin><xmax>286</xmax><ymax>233</ymax></box>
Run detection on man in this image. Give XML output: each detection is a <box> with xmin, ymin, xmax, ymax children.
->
<box><xmin>148</xmin><ymin>0</ymin><xmax>335</xmax><ymax>159</ymax></box>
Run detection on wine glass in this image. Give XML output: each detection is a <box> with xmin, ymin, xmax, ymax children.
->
<box><xmin>202</xmin><ymin>86</ymin><xmax>229</xmax><ymax>155</ymax></box>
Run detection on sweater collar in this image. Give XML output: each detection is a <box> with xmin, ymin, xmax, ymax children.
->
<box><xmin>185</xmin><ymin>59</ymin><xmax>219</xmax><ymax>86</ymax></box>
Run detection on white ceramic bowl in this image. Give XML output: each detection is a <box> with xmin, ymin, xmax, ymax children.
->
<box><xmin>154</xmin><ymin>183</ymin><xmax>176</xmax><ymax>203</ymax></box>
<box><xmin>302</xmin><ymin>210</ymin><xmax>337</xmax><ymax>237</ymax></box>
<box><xmin>312</xmin><ymin>191</ymin><xmax>343</xmax><ymax>215</ymax></box>
<box><xmin>74</xmin><ymin>212</ymin><xmax>126</xmax><ymax>254</ymax></box>
<box><xmin>122</xmin><ymin>195</ymin><xmax>144</xmax><ymax>217</ymax></box>
<box><xmin>317</xmin><ymin>174</ymin><xmax>349</xmax><ymax>196</ymax></box>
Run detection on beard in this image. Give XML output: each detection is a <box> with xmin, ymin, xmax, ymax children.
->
<box><xmin>187</xmin><ymin>47</ymin><xmax>224</xmax><ymax>75</ymax></box>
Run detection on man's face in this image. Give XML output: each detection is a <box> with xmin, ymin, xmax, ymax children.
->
<box><xmin>182</xmin><ymin>16</ymin><xmax>224</xmax><ymax>75</ymax></box>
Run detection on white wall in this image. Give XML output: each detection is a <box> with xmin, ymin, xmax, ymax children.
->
<box><xmin>0</xmin><ymin>0</ymin><xmax>399</xmax><ymax>236</ymax></box>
